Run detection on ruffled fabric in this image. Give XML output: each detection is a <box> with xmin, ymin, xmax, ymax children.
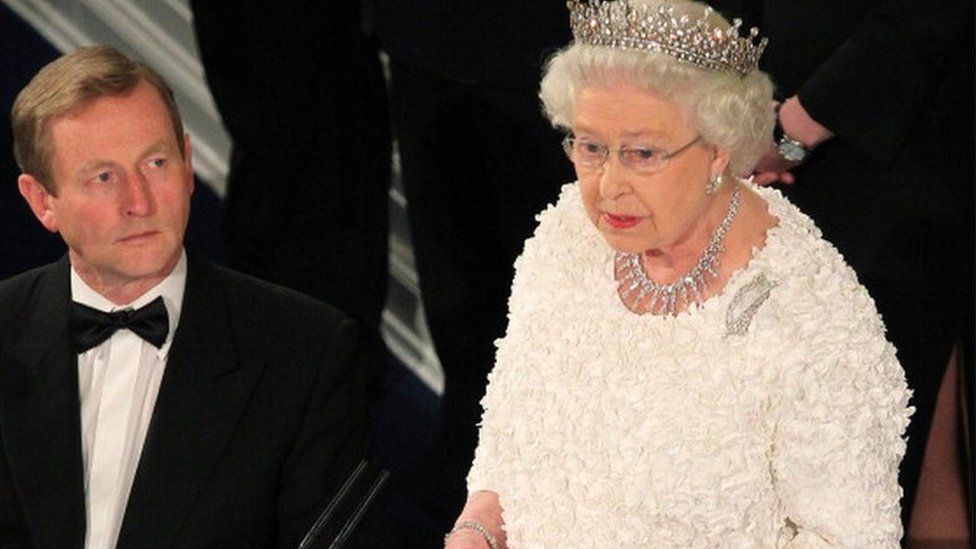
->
<box><xmin>467</xmin><ymin>181</ymin><xmax>912</xmax><ymax>548</ymax></box>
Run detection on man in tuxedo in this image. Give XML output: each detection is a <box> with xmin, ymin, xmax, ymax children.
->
<box><xmin>0</xmin><ymin>46</ymin><xmax>369</xmax><ymax>547</ymax></box>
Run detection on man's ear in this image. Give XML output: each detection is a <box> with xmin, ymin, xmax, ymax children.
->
<box><xmin>182</xmin><ymin>133</ymin><xmax>195</xmax><ymax>195</ymax></box>
<box><xmin>17</xmin><ymin>174</ymin><xmax>59</xmax><ymax>233</ymax></box>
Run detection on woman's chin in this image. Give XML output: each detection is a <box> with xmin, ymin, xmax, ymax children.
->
<box><xmin>601</xmin><ymin>234</ymin><xmax>651</xmax><ymax>255</ymax></box>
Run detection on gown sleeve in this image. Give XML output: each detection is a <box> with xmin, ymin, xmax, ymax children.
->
<box><xmin>772</xmin><ymin>309</ymin><xmax>912</xmax><ymax>547</ymax></box>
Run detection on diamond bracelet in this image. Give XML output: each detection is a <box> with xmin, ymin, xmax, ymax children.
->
<box><xmin>444</xmin><ymin>519</ymin><xmax>501</xmax><ymax>549</ymax></box>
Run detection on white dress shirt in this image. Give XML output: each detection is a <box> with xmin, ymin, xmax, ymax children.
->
<box><xmin>71</xmin><ymin>252</ymin><xmax>186</xmax><ymax>549</ymax></box>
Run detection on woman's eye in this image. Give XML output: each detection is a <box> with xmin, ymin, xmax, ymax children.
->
<box><xmin>581</xmin><ymin>142</ymin><xmax>604</xmax><ymax>155</ymax></box>
<box><xmin>633</xmin><ymin>148</ymin><xmax>658</xmax><ymax>160</ymax></box>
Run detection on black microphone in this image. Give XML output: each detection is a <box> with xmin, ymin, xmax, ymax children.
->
<box><xmin>298</xmin><ymin>459</ymin><xmax>390</xmax><ymax>549</ymax></box>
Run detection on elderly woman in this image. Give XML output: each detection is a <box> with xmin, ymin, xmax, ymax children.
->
<box><xmin>443</xmin><ymin>0</ymin><xmax>912</xmax><ymax>547</ymax></box>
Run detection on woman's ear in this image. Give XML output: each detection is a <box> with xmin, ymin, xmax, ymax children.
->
<box><xmin>709</xmin><ymin>146</ymin><xmax>732</xmax><ymax>178</ymax></box>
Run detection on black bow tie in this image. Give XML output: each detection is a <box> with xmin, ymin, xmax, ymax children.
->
<box><xmin>69</xmin><ymin>296</ymin><xmax>169</xmax><ymax>353</ymax></box>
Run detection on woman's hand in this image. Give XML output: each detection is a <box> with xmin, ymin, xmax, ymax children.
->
<box><xmin>444</xmin><ymin>490</ymin><xmax>507</xmax><ymax>549</ymax></box>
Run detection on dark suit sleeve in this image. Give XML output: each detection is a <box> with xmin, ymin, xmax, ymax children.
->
<box><xmin>713</xmin><ymin>0</ymin><xmax>973</xmax><ymax>167</ymax></box>
<box><xmin>276</xmin><ymin>318</ymin><xmax>370</xmax><ymax>547</ymax></box>
<box><xmin>0</xmin><ymin>428</ymin><xmax>31</xmax><ymax>548</ymax></box>
<box><xmin>796</xmin><ymin>0</ymin><xmax>972</xmax><ymax>167</ymax></box>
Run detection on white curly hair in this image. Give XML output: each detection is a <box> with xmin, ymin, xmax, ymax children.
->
<box><xmin>539</xmin><ymin>0</ymin><xmax>775</xmax><ymax>175</ymax></box>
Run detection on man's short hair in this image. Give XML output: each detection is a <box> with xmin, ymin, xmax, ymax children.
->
<box><xmin>11</xmin><ymin>45</ymin><xmax>185</xmax><ymax>193</ymax></box>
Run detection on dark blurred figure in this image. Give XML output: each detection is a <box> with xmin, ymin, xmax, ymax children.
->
<box><xmin>713</xmin><ymin>0</ymin><xmax>975</xmax><ymax>532</ymax></box>
<box><xmin>1</xmin><ymin>3</ymin><xmax>67</xmax><ymax>277</ymax></box>
<box><xmin>191</xmin><ymin>0</ymin><xmax>391</xmax><ymax>398</ymax></box>
<box><xmin>366</xmin><ymin>2</ymin><xmax>575</xmax><ymax>546</ymax></box>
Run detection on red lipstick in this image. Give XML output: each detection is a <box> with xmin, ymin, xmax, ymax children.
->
<box><xmin>603</xmin><ymin>213</ymin><xmax>641</xmax><ymax>229</ymax></box>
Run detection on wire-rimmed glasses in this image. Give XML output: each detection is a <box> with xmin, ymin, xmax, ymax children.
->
<box><xmin>562</xmin><ymin>134</ymin><xmax>702</xmax><ymax>174</ymax></box>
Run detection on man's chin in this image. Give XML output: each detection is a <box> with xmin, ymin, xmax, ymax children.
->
<box><xmin>107</xmin><ymin>248</ymin><xmax>182</xmax><ymax>283</ymax></box>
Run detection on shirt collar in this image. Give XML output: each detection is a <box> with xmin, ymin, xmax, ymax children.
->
<box><xmin>70</xmin><ymin>250</ymin><xmax>188</xmax><ymax>356</ymax></box>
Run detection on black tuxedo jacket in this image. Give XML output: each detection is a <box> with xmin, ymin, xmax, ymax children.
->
<box><xmin>0</xmin><ymin>255</ymin><xmax>368</xmax><ymax>548</ymax></box>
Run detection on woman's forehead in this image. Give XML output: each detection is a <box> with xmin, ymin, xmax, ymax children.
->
<box><xmin>572</xmin><ymin>85</ymin><xmax>689</xmax><ymax>138</ymax></box>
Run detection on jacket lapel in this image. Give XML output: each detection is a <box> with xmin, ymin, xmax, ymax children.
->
<box><xmin>117</xmin><ymin>258</ymin><xmax>265</xmax><ymax>547</ymax></box>
<box><xmin>0</xmin><ymin>257</ymin><xmax>87</xmax><ymax>547</ymax></box>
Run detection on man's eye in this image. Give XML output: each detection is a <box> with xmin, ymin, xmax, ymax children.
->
<box><xmin>94</xmin><ymin>171</ymin><xmax>114</xmax><ymax>183</ymax></box>
<box><xmin>148</xmin><ymin>158</ymin><xmax>166</xmax><ymax>169</ymax></box>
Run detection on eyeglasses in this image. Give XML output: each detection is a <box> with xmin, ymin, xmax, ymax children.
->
<box><xmin>562</xmin><ymin>134</ymin><xmax>702</xmax><ymax>175</ymax></box>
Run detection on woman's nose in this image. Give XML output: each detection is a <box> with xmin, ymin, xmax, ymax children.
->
<box><xmin>598</xmin><ymin>153</ymin><xmax>630</xmax><ymax>198</ymax></box>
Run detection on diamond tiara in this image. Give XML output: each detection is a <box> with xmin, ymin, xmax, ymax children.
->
<box><xmin>568</xmin><ymin>0</ymin><xmax>767</xmax><ymax>77</ymax></box>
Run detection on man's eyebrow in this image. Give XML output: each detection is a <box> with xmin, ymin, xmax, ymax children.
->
<box><xmin>70</xmin><ymin>140</ymin><xmax>175</xmax><ymax>180</ymax></box>
<box><xmin>138</xmin><ymin>140</ymin><xmax>171</xmax><ymax>158</ymax></box>
<box><xmin>74</xmin><ymin>159</ymin><xmax>115</xmax><ymax>179</ymax></box>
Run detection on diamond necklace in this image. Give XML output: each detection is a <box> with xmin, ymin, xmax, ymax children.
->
<box><xmin>614</xmin><ymin>185</ymin><xmax>741</xmax><ymax>316</ymax></box>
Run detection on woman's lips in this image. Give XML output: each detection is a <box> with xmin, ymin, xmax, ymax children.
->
<box><xmin>602</xmin><ymin>213</ymin><xmax>641</xmax><ymax>229</ymax></box>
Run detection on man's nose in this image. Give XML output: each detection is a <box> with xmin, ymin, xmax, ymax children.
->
<box><xmin>123</xmin><ymin>172</ymin><xmax>153</xmax><ymax>216</ymax></box>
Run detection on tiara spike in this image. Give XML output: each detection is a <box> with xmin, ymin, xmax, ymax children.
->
<box><xmin>568</xmin><ymin>0</ymin><xmax>767</xmax><ymax>76</ymax></box>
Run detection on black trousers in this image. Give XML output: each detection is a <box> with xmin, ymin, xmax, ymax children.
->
<box><xmin>387</xmin><ymin>59</ymin><xmax>574</xmax><ymax>543</ymax></box>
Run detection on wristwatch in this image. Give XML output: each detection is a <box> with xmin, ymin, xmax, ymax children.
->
<box><xmin>774</xmin><ymin>121</ymin><xmax>811</xmax><ymax>163</ymax></box>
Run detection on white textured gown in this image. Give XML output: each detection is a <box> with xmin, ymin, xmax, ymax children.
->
<box><xmin>466</xmin><ymin>182</ymin><xmax>912</xmax><ymax>548</ymax></box>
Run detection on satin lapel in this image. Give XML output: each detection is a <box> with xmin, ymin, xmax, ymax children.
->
<box><xmin>0</xmin><ymin>257</ymin><xmax>86</xmax><ymax>547</ymax></box>
<box><xmin>117</xmin><ymin>259</ymin><xmax>264</xmax><ymax>548</ymax></box>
